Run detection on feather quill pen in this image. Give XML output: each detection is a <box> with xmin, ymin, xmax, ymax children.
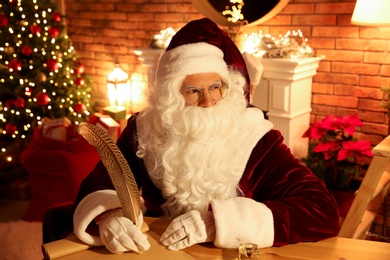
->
<box><xmin>78</xmin><ymin>122</ymin><xmax>141</xmax><ymax>226</ymax></box>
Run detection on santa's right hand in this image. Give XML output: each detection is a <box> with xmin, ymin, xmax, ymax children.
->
<box><xmin>98</xmin><ymin>209</ymin><xmax>150</xmax><ymax>254</ymax></box>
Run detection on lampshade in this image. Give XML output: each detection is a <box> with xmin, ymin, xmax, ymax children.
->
<box><xmin>351</xmin><ymin>0</ymin><xmax>390</xmax><ymax>26</ymax></box>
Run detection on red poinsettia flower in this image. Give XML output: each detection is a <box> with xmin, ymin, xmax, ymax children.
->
<box><xmin>313</xmin><ymin>140</ymin><xmax>340</xmax><ymax>160</ymax></box>
<box><xmin>337</xmin><ymin>140</ymin><xmax>374</xmax><ymax>161</ymax></box>
<box><xmin>340</xmin><ymin>114</ymin><xmax>363</xmax><ymax>136</ymax></box>
<box><xmin>302</xmin><ymin>114</ymin><xmax>373</xmax><ymax>191</ymax></box>
<box><xmin>302</xmin><ymin>122</ymin><xmax>326</xmax><ymax>139</ymax></box>
<box><xmin>320</xmin><ymin>115</ymin><xmax>342</xmax><ymax>131</ymax></box>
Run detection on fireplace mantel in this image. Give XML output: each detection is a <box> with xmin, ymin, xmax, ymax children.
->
<box><xmin>251</xmin><ymin>56</ymin><xmax>323</xmax><ymax>158</ymax></box>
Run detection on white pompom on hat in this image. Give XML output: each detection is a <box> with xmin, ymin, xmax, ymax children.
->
<box><xmin>156</xmin><ymin>18</ymin><xmax>251</xmax><ymax>104</ymax></box>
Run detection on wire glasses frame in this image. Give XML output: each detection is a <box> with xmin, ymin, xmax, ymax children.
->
<box><xmin>181</xmin><ymin>81</ymin><xmax>229</xmax><ymax>105</ymax></box>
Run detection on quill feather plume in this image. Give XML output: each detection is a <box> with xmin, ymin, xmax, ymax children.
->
<box><xmin>78</xmin><ymin>122</ymin><xmax>140</xmax><ymax>226</ymax></box>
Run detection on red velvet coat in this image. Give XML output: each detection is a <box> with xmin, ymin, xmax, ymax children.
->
<box><xmin>75</xmin><ymin>113</ymin><xmax>340</xmax><ymax>247</ymax></box>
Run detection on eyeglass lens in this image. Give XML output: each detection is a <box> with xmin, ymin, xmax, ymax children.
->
<box><xmin>183</xmin><ymin>83</ymin><xmax>228</xmax><ymax>104</ymax></box>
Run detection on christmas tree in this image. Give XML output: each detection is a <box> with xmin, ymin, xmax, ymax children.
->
<box><xmin>0</xmin><ymin>0</ymin><xmax>94</xmax><ymax>146</ymax></box>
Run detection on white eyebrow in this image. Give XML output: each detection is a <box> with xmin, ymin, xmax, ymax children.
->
<box><xmin>182</xmin><ymin>80</ymin><xmax>222</xmax><ymax>89</ymax></box>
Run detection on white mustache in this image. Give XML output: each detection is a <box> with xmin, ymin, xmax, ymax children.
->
<box><xmin>172</xmin><ymin>100</ymin><xmax>242</xmax><ymax>141</ymax></box>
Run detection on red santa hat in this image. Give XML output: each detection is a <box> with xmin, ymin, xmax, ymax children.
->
<box><xmin>156</xmin><ymin>18</ymin><xmax>250</xmax><ymax>104</ymax></box>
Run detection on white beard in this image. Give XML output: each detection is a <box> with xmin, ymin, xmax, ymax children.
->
<box><xmin>138</xmin><ymin>100</ymin><xmax>249</xmax><ymax>218</ymax></box>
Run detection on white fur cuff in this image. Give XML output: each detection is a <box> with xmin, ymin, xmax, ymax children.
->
<box><xmin>210</xmin><ymin>197</ymin><xmax>274</xmax><ymax>248</ymax></box>
<box><xmin>73</xmin><ymin>190</ymin><xmax>122</xmax><ymax>246</ymax></box>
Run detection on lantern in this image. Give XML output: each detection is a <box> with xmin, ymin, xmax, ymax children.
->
<box><xmin>107</xmin><ymin>63</ymin><xmax>130</xmax><ymax>108</ymax></box>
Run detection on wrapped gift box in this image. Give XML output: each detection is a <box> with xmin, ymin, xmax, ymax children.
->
<box><xmin>103</xmin><ymin>106</ymin><xmax>126</xmax><ymax>121</ymax></box>
<box><xmin>41</xmin><ymin>117</ymin><xmax>71</xmax><ymax>141</ymax></box>
<box><xmin>89</xmin><ymin>113</ymin><xmax>120</xmax><ymax>140</ymax></box>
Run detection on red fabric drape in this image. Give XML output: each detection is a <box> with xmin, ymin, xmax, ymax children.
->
<box><xmin>20</xmin><ymin>126</ymin><xmax>100</xmax><ymax>221</ymax></box>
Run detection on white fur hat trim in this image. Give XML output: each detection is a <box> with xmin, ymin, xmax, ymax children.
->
<box><xmin>157</xmin><ymin>42</ymin><xmax>229</xmax><ymax>83</ymax></box>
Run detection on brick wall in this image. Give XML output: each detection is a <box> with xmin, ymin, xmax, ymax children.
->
<box><xmin>64</xmin><ymin>0</ymin><xmax>390</xmax><ymax>146</ymax></box>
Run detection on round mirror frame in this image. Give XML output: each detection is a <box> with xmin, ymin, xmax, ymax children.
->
<box><xmin>192</xmin><ymin>0</ymin><xmax>289</xmax><ymax>27</ymax></box>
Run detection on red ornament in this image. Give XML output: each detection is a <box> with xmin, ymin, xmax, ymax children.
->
<box><xmin>48</xmin><ymin>26</ymin><xmax>60</xmax><ymax>37</ymax></box>
<box><xmin>5</xmin><ymin>99</ymin><xmax>15</xmax><ymax>108</ymax></box>
<box><xmin>0</xmin><ymin>14</ymin><xmax>8</xmax><ymax>27</ymax></box>
<box><xmin>36</xmin><ymin>92</ymin><xmax>50</xmax><ymax>106</ymax></box>
<box><xmin>52</xmin><ymin>12</ymin><xmax>61</xmax><ymax>23</ymax></box>
<box><xmin>74</xmin><ymin>103</ymin><xmax>87</xmax><ymax>113</ymax></box>
<box><xmin>5</xmin><ymin>123</ymin><xmax>17</xmax><ymax>135</ymax></box>
<box><xmin>75</xmin><ymin>77</ymin><xmax>85</xmax><ymax>86</ymax></box>
<box><xmin>30</xmin><ymin>24</ymin><xmax>41</xmax><ymax>34</ymax></box>
<box><xmin>73</xmin><ymin>62</ymin><xmax>85</xmax><ymax>74</ymax></box>
<box><xmin>8</xmin><ymin>59</ymin><xmax>22</xmax><ymax>72</ymax></box>
<box><xmin>8</xmin><ymin>0</ymin><xmax>18</xmax><ymax>5</ymax></box>
<box><xmin>46</xmin><ymin>58</ymin><xmax>59</xmax><ymax>71</ymax></box>
<box><xmin>21</xmin><ymin>45</ymin><xmax>33</xmax><ymax>56</ymax></box>
<box><xmin>14</xmin><ymin>97</ymin><xmax>25</xmax><ymax>108</ymax></box>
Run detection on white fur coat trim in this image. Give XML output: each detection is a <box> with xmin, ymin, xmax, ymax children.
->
<box><xmin>238</xmin><ymin>107</ymin><xmax>273</xmax><ymax>172</ymax></box>
<box><xmin>73</xmin><ymin>190</ymin><xmax>121</xmax><ymax>246</ymax></box>
<box><xmin>210</xmin><ymin>197</ymin><xmax>274</xmax><ymax>248</ymax></box>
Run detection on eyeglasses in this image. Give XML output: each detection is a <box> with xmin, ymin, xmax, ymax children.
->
<box><xmin>181</xmin><ymin>82</ymin><xmax>229</xmax><ymax>105</ymax></box>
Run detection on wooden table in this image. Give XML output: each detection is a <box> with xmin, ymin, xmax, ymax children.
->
<box><xmin>52</xmin><ymin>217</ymin><xmax>390</xmax><ymax>260</ymax></box>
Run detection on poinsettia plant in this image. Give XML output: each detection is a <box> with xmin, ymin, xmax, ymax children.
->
<box><xmin>301</xmin><ymin>114</ymin><xmax>374</xmax><ymax>192</ymax></box>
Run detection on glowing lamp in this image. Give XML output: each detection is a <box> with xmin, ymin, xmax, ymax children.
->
<box><xmin>351</xmin><ymin>0</ymin><xmax>390</xmax><ymax>26</ymax></box>
<box><xmin>107</xmin><ymin>63</ymin><xmax>130</xmax><ymax>108</ymax></box>
<box><xmin>104</xmin><ymin>63</ymin><xmax>129</xmax><ymax>121</ymax></box>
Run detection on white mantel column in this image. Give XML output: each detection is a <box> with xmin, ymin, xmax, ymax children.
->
<box><xmin>251</xmin><ymin>57</ymin><xmax>322</xmax><ymax>159</ymax></box>
<box><xmin>131</xmin><ymin>48</ymin><xmax>163</xmax><ymax>87</ymax></box>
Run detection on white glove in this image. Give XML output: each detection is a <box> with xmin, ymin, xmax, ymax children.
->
<box><xmin>98</xmin><ymin>209</ymin><xmax>150</xmax><ymax>254</ymax></box>
<box><xmin>160</xmin><ymin>210</ymin><xmax>216</xmax><ymax>250</ymax></box>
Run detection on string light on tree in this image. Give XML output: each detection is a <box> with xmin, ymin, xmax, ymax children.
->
<box><xmin>0</xmin><ymin>0</ymin><xmax>94</xmax><ymax>160</ymax></box>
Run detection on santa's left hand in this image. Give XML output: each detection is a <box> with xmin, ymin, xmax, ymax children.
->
<box><xmin>160</xmin><ymin>210</ymin><xmax>216</xmax><ymax>250</ymax></box>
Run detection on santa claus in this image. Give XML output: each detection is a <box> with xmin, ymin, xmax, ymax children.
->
<box><xmin>72</xmin><ymin>18</ymin><xmax>339</xmax><ymax>253</ymax></box>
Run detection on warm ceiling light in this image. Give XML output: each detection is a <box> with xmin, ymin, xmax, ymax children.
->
<box><xmin>351</xmin><ymin>0</ymin><xmax>390</xmax><ymax>26</ymax></box>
